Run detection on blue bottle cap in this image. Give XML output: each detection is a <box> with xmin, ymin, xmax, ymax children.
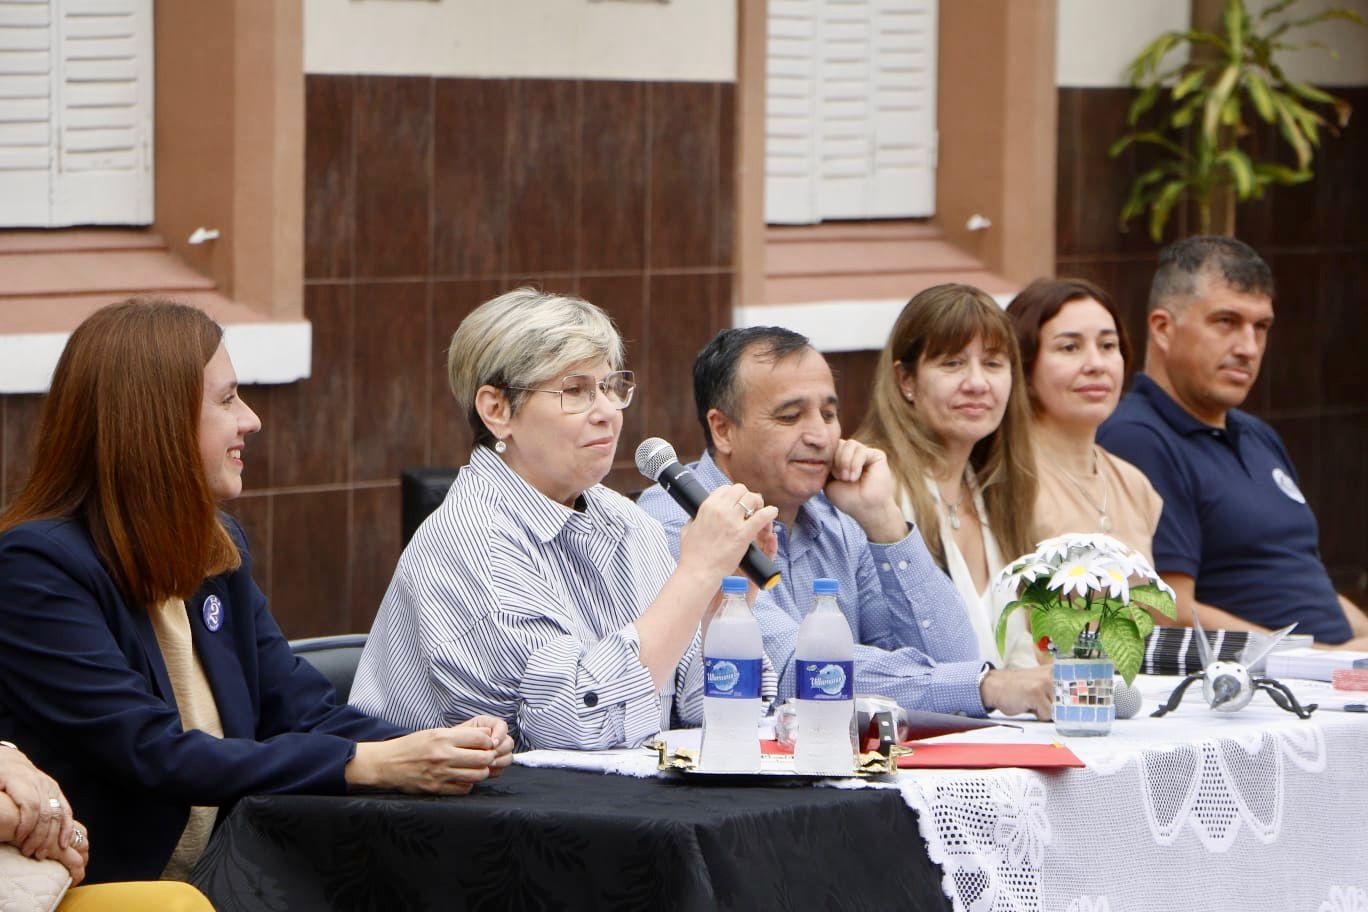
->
<box><xmin>722</xmin><ymin>576</ymin><xmax>749</xmax><ymax>594</ymax></box>
<box><xmin>813</xmin><ymin>578</ymin><xmax>839</xmax><ymax>595</ymax></box>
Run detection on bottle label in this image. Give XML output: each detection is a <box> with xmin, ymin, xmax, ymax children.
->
<box><xmin>704</xmin><ymin>657</ymin><xmax>763</xmax><ymax>699</ymax></box>
<box><xmin>795</xmin><ymin>660</ymin><xmax>854</xmax><ymax>701</ymax></box>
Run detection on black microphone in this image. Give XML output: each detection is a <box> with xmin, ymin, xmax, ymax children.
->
<box><xmin>635</xmin><ymin>437</ymin><xmax>781</xmax><ymax>590</ymax></box>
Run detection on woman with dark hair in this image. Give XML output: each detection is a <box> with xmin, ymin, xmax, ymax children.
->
<box><xmin>1006</xmin><ymin>278</ymin><xmax>1162</xmax><ymax>562</ymax></box>
<box><xmin>857</xmin><ymin>284</ymin><xmax>1040</xmax><ymax>668</ymax></box>
<box><xmin>0</xmin><ymin>298</ymin><xmax>513</xmax><ymax>885</ymax></box>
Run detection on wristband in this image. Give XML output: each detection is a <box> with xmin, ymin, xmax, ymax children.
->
<box><xmin>977</xmin><ymin>661</ymin><xmax>996</xmax><ymax>712</ymax></box>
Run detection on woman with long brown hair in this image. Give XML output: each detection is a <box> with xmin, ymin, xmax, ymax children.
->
<box><xmin>0</xmin><ymin>298</ymin><xmax>512</xmax><ymax>885</ymax></box>
<box><xmin>857</xmin><ymin>284</ymin><xmax>1040</xmax><ymax>668</ymax></box>
<box><xmin>1006</xmin><ymin>278</ymin><xmax>1162</xmax><ymax>561</ymax></box>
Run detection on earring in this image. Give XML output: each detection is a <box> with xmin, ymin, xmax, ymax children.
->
<box><xmin>903</xmin><ymin>392</ymin><xmax>914</xmax><ymax>403</ymax></box>
<box><xmin>494</xmin><ymin>439</ymin><xmax>507</xmax><ymax>454</ymax></box>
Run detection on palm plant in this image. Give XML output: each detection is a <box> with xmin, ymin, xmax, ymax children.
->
<box><xmin>1111</xmin><ymin>0</ymin><xmax>1365</xmax><ymax>241</ymax></box>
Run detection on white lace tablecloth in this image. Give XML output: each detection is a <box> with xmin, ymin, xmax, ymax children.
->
<box><xmin>898</xmin><ymin>676</ymin><xmax>1368</xmax><ymax>912</ymax></box>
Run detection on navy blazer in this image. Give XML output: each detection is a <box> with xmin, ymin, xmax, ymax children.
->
<box><xmin>0</xmin><ymin>515</ymin><xmax>408</xmax><ymax>883</ymax></box>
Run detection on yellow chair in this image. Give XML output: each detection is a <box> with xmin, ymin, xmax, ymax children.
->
<box><xmin>58</xmin><ymin>882</ymin><xmax>213</xmax><ymax>911</ymax></box>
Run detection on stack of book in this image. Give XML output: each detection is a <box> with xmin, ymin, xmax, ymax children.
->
<box><xmin>1265</xmin><ymin>647</ymin><xmax>1368</xmax><ymax>682</ymax></box>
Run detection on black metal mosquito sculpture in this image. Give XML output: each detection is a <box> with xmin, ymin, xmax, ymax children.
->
<box><xmin>1151</xmin><ymin>614</ymin><xmax>1316</xmax><ymax>719</ymax></box>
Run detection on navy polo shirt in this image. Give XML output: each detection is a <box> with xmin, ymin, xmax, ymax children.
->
<box><xmin>1098</xmin><ymin>373</ymin><xmax>1351</xmax><ymax>643</ymax></box>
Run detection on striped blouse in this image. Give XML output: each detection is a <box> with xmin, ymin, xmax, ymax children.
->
<box><xmin>350</xmin><ymin>445</ymin><xmax>705</xmax><ymax>750</ymax></box>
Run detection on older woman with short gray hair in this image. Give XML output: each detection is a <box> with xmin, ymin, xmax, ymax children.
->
<box><xmin>352</xmin><ymin>289</ymin><xmax>778</xmax><ymax>750</ymax></box>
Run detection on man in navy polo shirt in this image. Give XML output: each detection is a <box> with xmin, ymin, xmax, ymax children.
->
<box><xmin>1099</xmin><ymin>236</ymin><xmax>1368</xmax><ymax>646</ymax></box>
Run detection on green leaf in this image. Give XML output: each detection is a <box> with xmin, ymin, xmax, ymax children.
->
<box><xmin>1126</xmin><ymin>32</ymin><xmax>1178</xmax><ymax>83</ymax></box>
<box><xmin>1121</xmin><ymin>604</ymin><xmax>1157</xmax><ymax>641</ymax></box>
<box><xmin>995</xmin><ymin>599</ymin><xmax>1029</xmax><ymax>655</ymax></box>
<box><xmin>1128</xmin><ymin>84</ymin><xmax>1161</xmax><ymax>125</ymax></box>
<box><xmin>1118</xmin><ymin>163</ymin><xmax>1182</xmax><ymax>228</ymax></box>
<box><xmin>1273</xmin><ymin>94</ymin><xmax>1314</xmax><ymax>168</ymax></box>
<box><xmin>1272</xmin><ymin>39</ymin><xmax>1331</xmax><ymax>54</ymax></box>
<box><xmin>1185</xmin><ymin>29</ymin><xmax>1233</xmax><ymax>56</ymax></box>
<box><xmin>1171</xmin><ymin>94</ymin><xmax>1202</xmax><ymax>128</ymax></box>
<box><xmin>1286</xmin><ymin>8</ymin><xmax>1367</xmax><ymax>32</ymax></box>
<box><xmin>1253</xmin><ymin>162</ymin><xmax>1312</xmax><ymax>184</ymax></box>
<box><xmin>1129</xmin><ymin>583</ymin><xmax>1179</xmax><ymax>620</ymax></box>
<box><xmin>1037</xmin><ymin>608</ymin><xmax>1096</xmax><ymax>657</ymax></box>
<box><xmin>1202</xmin><ymin>65</ymin><xmax>1241</xmax><ymax>143</ymax></box>
<box><xmin>1098</xmin><ymin>618</ymin><xmax>1145</xmax><ymax>685</ymax></box>
<box><xmin>1221</xmin><ymin>94</ymin><xmax>1242</xmax><ymax>126</ymax></box>
<box><xmin>1296</xmin><ymin>107</ymin><xmax>1323</xmax><ymax>146</ymax></box>
<box><xmin>1286</xmin><ymin>80</ymin><xmax>1336</xmax><ymax>105</ymax></box>
<box><xmin>1148</xmin><ymin>179</ymin><xmax>1187</xmax><ymax>243</ymax></box>
<box><xmin>1218</xmin><ymin>148</ymin><xmax>1256</xmax><ymax>198</ymax></box>
<box><xmin>1171</xmin><ymin>66</ymin><xmax>1209</xmax><ymax>101</ymax></box>
<box><xmin>1245</xmin><ymin>71</ymin><xmax>1277</xmax><ymax>122</ymax></box>
<box><xmin>1133</xmin><ymin>163</ymin><xmax>1180</xmax><ymax>190</ymax></box>
<box><xmin>1223</xmin><ymin>0</ymin><xmax>1246</xmax><ymax>59</ymax></box>
<box><xmin>1030</xmin><ymin>604</ymin><xmax>1053</xmax><ymax>637</ymax></box>
<box><xmin>1280</xmin><ymin>94</ymin><xmax>1325</xmax><ymax>148</ymax></box>
<box><xmin>1109</xmin><ymin>130</ymin><xmax>1186</xmax><ymax>160</ymax></box>
<box><xmin>1257</xmin><ymin>0</ymin><xmax>1301</xmax><ymax>23</ymax></box>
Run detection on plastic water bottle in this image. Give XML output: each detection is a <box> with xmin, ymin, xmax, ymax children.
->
<box><xmin>701</xmin><ymin>576</ymin><xmax>764</xmax><ymax>773</ymax></box>
<box><xmin>793</xmin><ymin>577</ymin><xmax>857</xmax><ymax>774</ymax></box>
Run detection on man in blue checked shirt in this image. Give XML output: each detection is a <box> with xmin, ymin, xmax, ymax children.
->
<box><xmin>638</xmin><ymin>327</ymin><xmax>1054</xmax><ymax>719</ymax></box>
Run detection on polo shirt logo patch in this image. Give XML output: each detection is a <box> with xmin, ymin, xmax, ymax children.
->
<box><xmin>1272</xmin><ymin>468</ymin><xmax>1306</xmax><ymax>504</ymax></box>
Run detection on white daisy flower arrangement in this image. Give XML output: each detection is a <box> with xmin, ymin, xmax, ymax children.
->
<box><xmin>995</xmin><ymin>533</ymin><xmax>1177</xmax><ymax>684</ymax></box>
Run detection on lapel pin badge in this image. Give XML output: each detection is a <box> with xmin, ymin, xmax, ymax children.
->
<box><xmin>203</xmin><ymin>595</ymin><xmax>224</xmax><ymax>632</ymax></box>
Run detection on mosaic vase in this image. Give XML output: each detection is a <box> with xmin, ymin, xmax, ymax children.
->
<box><xmin>1052</xmin><ymin>632</ymin><xmax>1115</xmax><ymax>736</ymax></box>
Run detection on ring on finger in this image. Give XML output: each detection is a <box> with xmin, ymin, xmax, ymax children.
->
<box><xmin>46</xmin><ymin>798</ymin><xmax>62</xmax><ymax>813</ymax></box>
<box><xmin>734</xmin><ymin>499</ymin><xmax>756</xmax><ymax>521</ymax></box>
<box><xmin>71</xmin><ymin>829</ymin><xmax>86</xmax><ymax>848</ymax></box>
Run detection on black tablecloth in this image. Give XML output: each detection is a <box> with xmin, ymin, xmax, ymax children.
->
<box><xmin>192</xmin><ymin>765</ymin><xmax>951</xmax><ymax>912</ymax></box>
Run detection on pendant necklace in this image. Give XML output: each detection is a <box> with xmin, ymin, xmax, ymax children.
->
<box><xmin>1054</xmin><ymin>448</ymin><xmax>1112</xmax><ymax>533</ymax></box>
<box><xmin>940</xmin><ymin>473</ymin><xmax>969</xmax><ymax>531</ymax></box>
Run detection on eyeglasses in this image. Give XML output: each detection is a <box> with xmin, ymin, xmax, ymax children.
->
<box><xmin>505</xmin><ymin>370</ymin><xmax>636</xmax><ymax>414</ymax></box>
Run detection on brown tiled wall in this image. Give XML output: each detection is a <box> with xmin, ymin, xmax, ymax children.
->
<box><xmin>0</xmin><ymin>75</ymin><xmax>735</xmax><ymax>638</ymax></box>
<box><xmin>1056</xmin><ymin>86</ymin><xmax>1368</xmax><ymax>604</ymax></box>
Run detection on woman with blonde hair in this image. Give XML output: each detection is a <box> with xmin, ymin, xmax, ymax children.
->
<box><xmin>0</xmin><ymin>298</ymin><xmax>513</xmax><ymax>884</ymax></box>
<box><xmin>857</xmin><ymin>283</ymin><xmax>1039</xmax><ymax>667</ymax></box>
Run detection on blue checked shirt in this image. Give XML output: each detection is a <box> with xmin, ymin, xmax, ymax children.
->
<box><xmin>352</xmin><ymin>446</ymin><xmax>714</xmax><ymax>750</ymax></box>
<box><xmin>636</xmin><ymin>452</ymin><xmax>988</xmax><ymax>716</ymax></box>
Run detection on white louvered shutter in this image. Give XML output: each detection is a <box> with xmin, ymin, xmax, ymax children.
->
<box><xmin>764</xmin><ymin>0</ymin><xmax>937</xmax><ymax>225</ymax></box>
<box><xmin>765</xmin><ymin>0</ymin><xmax>820</xmax><ymax>224</ymax></box>
<box><xmin>0</xmin><ymin>0</ymin><xmax>152</xmax><ymax>228</ymax></box>
<box><xmin>814</xmin><ymin>0</ymin><xmax>871</xmax><ymax>219</ymax></box>
<box><xmin>867</xmin><ymin>0</ymin><xmax>936</xmax><ymax>218</ymax></box>
<box><xmin>0</xmin><ymin>0</ymin><xmax>54</xmax><ymax>225</ymax></box>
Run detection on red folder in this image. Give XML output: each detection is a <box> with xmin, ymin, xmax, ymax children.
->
<box><xmin>759</xmin><ymin>739</ymin><xmax>1085</xmax><ymax>770</ymax></box>
<box><xmin>885</xmin><ymin>741</ymin><xmax>1084</xmax><ymax>770</ymax></box>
